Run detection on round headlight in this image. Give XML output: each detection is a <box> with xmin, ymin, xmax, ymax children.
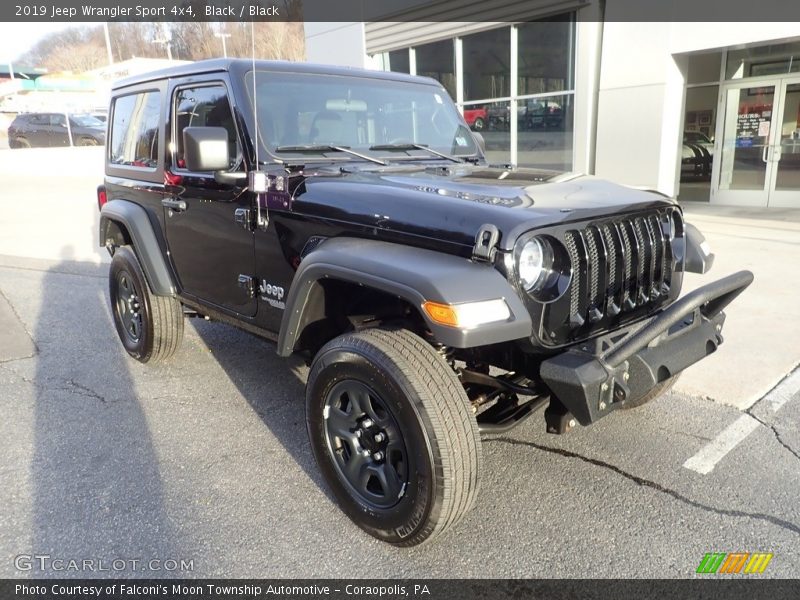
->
<box><xmin>518</xmin><ymin>238</ymin><xmax>550</xmax><ymax>291</ymax></box>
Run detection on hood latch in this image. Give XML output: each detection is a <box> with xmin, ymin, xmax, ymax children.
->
<box><xmin>472</xmin><ymin>223</ymin><xmax>500</xmax><ymax>263</ymax></box>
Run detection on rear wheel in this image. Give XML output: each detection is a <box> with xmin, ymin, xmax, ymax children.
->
<box><xmin>14</xmin><ymin>137</ymin><xmax>31</xmax><ymax>149</ymax></box>
<box><xmin>109</xmin><ymin>246</ymin><xmax>183</xmax><ymax>363</ymax></box>
<box><xmin>620</xmin><ymin>374</ymin><xmax>680</xmax><ymax>409</ymax></box>
<box><xmin>306</xmin><ymin>328</ymin><xmax>482</xmax><ymax>546</ymax></box>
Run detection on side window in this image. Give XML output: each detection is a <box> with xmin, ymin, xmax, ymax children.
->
<box><xmin>109</xmin><ymin>91</ymin><xmax>161</xmax><ymax>169</ymax></box>
<box><xmin>50</xmin><ymin>114</ymin><xmax>66</xmax><ymax>127</ymax></box>
<box><xmin>29</xmin><ymin>115</ymin><xmax>48</xmax><ymax>126</ymax></box>
<box><xmin>173</xmin><ymin>85</ymin><xmax>239</xmax><ymax>170</ymax></box>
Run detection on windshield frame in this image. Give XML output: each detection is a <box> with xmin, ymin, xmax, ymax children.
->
<box><xmin>242</xmin><ymin>69</ymin><xmax>481</xmax><ymax>165</ymax></box>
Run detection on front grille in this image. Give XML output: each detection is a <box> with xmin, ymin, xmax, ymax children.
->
<box><xmin>558</xmin><ymin>209</ymin><xmax>677</xmax><ymax>336</ymax></box>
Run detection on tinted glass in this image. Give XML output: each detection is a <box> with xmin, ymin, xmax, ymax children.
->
<box><xmin>173</xmin><ymin>85</ymin><xmax>239</xmax><ymax>170</ymax></box>
<box><xmin>248</xmin><ymin>71</ymin><xmax>477</xmax><ymax>159</ymax></box>
<box><xmin>686</xmin><ymin>52</ymin><xmax>722</xmax><ymax>84</ymax></box>
<box><xmin>415</xmin><ymin>39</ymin><xmax>456</xmax><ymax>99</ymax></box>
<box><xmin>517</xmin><ymin>16</ymin><xmax>574</xmax><ymax>95</ymax></box>
<box><xmin>726</xmin><ymin>41</ymin><xmax>800</xmax><ymax>79</ymax></box>
<box><xmin>71</xmin><ymin>114</ymin><xmax>105</xmax><ymax>127</ymax></box>
<box><xmin>463</xmin><ymin>27</ymin><xmax>510</xmax><ymax>101</ymax></box>
<box><xmin>517</xmin><ymin>94</ymin><xmax>573</xmax><ymax>170</ymax></box>
<box><xmin>388</xmin><ymin>49</ymin><xmax>410</xmax><ymax>74</ymax></box>
<box><xmin>110</xmin><ymin>91</ymin><xmax>160</xmax><ymax>168</ymax></box>
<box><xmin>463</xmin><ymin>101</ymin><xmax>511</xmax><ymax>165</ymax></box>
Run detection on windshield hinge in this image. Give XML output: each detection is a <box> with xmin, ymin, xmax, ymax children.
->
<box><xmin>472</xmin><ymin>224</ymin><xmax>500</xmax><ymax>263</ymax></box>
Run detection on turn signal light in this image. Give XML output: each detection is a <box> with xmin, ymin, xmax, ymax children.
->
<box><xmin>422</xmin><ymin>299</ymin><xmax>511</xmax><ymax>329</ymax></box>
<box><xmin>422</xmin><ymin>301</ymin><xmax>459</xmax><ymax>327</ymax></box>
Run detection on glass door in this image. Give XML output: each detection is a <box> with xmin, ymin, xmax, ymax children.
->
<box><xmin>713</xmin><ymin>76</ymin><xmax>800</xmax><ymax>206</ymax></box>
<box><xmin>713</xmin><ymin>80</ymin><xmax>776</xmax><ymax>205</ymax></box>
<box><xmin>767</xmin><ymin>78</ymin><xmax>800</xmax><ymax>207</ymax></box>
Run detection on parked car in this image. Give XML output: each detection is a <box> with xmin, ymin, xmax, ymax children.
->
<box><xmin>98</xmin><ymin>59</ymin><xmax>752</xmax><ymax>547</ymax></box>
<box><xmin>7</xmin><ymin>112</ymin><xmax>106</xmax><ymax>149</ymax></box>
<box><xmin>463</xmin><ymin>107</ymin><xmax>487</xmax><ymax>131</ymax></box>
<box><xmin>681</xmin><ymin>130</ymin><xmax>714</xmax><ymax>179</ymax></box>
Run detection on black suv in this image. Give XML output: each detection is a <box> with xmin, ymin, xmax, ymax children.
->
<box><xmin>98</xmin><ymin>59</ymin><xmax>752</xmax><ymax>547</ymax></box>
<box><xmin>8</xmin><ymin>112</ymin><xmax>106</xmax><ymax>148</ymax></box>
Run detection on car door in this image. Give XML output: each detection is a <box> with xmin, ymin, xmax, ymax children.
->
<box><xmin>163</xmin><ymin>80</ymin><xmax>257</xmax><ymax>317</ymax></box>
<box><xmin>25</xmin><ymin>114</ymin><xmax>49</xmax><ymax>146</ymax></box>
<box><xmin>48</xmin><ymin>114</ymin><xmax>71</xmax><ymax>146</ymax></box>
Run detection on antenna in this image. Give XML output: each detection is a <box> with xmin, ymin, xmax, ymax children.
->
<box><xmin>249</xmin><ymin>21</ymin><xmax>268</xmax><ymax>228</ymax></box>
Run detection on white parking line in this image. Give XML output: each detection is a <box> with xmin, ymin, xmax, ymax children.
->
<box><xmin>683</xmin><ymin>367</ymin><xmax>800</xmax><ymax>475</ymax></box>
<box><xmin>683</xmin><ymin>415</ymin><xmax>759</xmax><ymax>475</ymax></box>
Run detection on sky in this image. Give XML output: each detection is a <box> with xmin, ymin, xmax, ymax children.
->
<box><xmin>0</xmin><ymin>22</ymin><xmax>95</xmax><ymax>63</ymax></box>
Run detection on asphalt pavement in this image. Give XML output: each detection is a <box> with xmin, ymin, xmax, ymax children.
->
<box><xmin>0</xmin><ymin>253</ymin><xmax>798</xmax><ymax>578</ymax></box>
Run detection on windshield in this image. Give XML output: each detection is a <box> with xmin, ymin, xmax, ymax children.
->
<box><xmin>245</xmin><ymin>71</ymin><xmax>477</xmax><ymax>161</ymax></box>
<box><xmin>71</xmin><ymin>114</ymin><xmax>105</xmax><ymax>128</ymax></box>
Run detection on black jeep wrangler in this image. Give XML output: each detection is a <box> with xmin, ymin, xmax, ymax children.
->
<box><xmin>98</xmin><ymin>59</ymin><xmax>752</xmax><ymax>547</ymax></box>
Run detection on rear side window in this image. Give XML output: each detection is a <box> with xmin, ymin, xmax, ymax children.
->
<box><xmin>110</xmin><ymin>91</ymin><xmax>161</xmax><ymax>168</ymax></box>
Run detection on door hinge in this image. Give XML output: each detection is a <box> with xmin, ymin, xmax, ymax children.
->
<box><xmin>234</xmin><ymin>208</ymin><xmax>252</xmax><ymax>230</ymax></box>
<box><xmin>472</xmin><ymin>223</ymin><xmax>500</xmax><ymax>263</ymax></box>
<box><xmin>238</xmin><ymin>274</ymin><xmax>256</xmax><ymax>298</ymax></box>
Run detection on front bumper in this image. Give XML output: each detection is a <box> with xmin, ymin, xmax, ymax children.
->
<box><xmin>540</xmin><ymin>270</ymin><xmax>754</xmax><ymax>425</ymax></box>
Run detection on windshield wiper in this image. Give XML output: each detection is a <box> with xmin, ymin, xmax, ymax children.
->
<box><xmin>274</xmin><ymin>144</ymin><xmax>386</xmax><ymax>166</ymax></box>
<box><xmin>369</xmin><ymin>143</ymin><xmax>464</xmax><ymax>163</ymax></box>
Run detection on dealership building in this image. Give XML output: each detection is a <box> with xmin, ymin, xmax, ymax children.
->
<box><xmin>305</xmin><ymin>0</ymin><xmax>800</xmax><ymax>208</ymax></box>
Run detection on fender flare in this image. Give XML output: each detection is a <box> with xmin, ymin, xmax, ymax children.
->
<box><xmin>99</xmin><ymin>199</ymin><xmax>176</xmax><ymax>296</ymax></box>
<box><xmin>277</xmin><ymin>237</ymin><xmax>532</xmax><ymax>356</ymax></box>
<box><xmin>684</xmin><ymin>222</ymin><xmax>715</xmax><ymax>274</ymax></box>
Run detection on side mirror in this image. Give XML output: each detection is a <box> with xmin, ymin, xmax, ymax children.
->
<box><xmin>183</xmin><ymin>126</ymin><xmax>230</xmax><ymax>172</ymax></box>
<box><xmin>472</xmin><ymin>132</ymin><xmax>486</xmax><ymax>153</ymax></box>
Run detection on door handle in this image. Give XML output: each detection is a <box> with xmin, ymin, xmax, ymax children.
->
<box><xmin>761</xmin><ymin>145</ymin><xmax>769</xmax><ymax>164</ymax></box>
<box><xmin>162</xmin><ymin>198</ymin><xmax>187</xmax><ymax>212</ymax></box>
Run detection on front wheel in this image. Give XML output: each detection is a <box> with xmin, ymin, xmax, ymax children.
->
<box><xmin>620</xmin><ymin>374</ymin><xmax>680</xmax><ymax>409</ymax></box>
<box><xmin>306</xmin><ymin>328</ymin><xmax>482</xmax><ymax>547</ymax></box>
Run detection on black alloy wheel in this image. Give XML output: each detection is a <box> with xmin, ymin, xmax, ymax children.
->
<box><xmin>323</xmin><ymin>379</ymin><xmax>409</xmax><ymax>509</ymax></box>
<box><xmin>114</xmin><ymin>269</ymin><xmax>143</xmax><ymax>344</ymax></box>
<box><xmin>306</xmin><ymin>328</ymin><xmax>482</xmax><ymax>547</ymax></box>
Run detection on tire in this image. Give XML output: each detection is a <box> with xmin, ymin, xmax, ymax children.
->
<box><xmin>472</xmin><ymin>117</ymin><xmax>485</xmax><ymax>131</ymax></box>
<box><xmin>109</xmin><ymin>245</ymin><xmax>183</xmax><ymax>363</ymax></box>
<box><xmin>620</xmin><ymin>374</ymin><xmax>680</xmax><ymax>410</ymax></box>
<box><xmin>78</xmin><ymin>137</ymin><xmax>98</xmax><ymax>146</ymax></box>
<box><xmin>306</xmin><ymin>328</ymin><xmax>482</xmax><ymax>547</ymax></box>
<box><xmin>14</xmin><ymin>137</ymin><xmax>31</xmax><ymax>149</ymax></box>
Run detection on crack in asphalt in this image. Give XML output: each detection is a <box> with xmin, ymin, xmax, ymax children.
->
<box><xmin>1</xmin><ymin>365</ymin><xmax>109</xmax><ymax>404</ymax></box>
<box><xmin>487</xmin><ymin>436</ymin><xmax>800</xmax><ymax>537</ymax></box>
<box><xmin>63</xmin><ymin>379</ymin><xmax>106</xmax><ymax>403</ymax></box>
<box><xmin>745</xmin><ymin>411</ymin><xmax>800</xmax><ymax>461</ymax></box>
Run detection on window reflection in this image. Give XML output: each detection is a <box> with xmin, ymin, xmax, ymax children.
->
<box><xmin>517</xmin><ymin>16</ymin><xmax>573</xmax><ymax>95</ymax></box>
<box><xmin>464</xmin><ymin>101</ymin><xmax>510</xmax><ymax>165</ymax></box>
<box><xmin>415</xmin><ymin>39</ymin><xmax>456</xmax><ymax>100</ymax></box>
<box><xmin>463</xmin><ymin>27</ymin><xmax>510</xmax><ymax>101</ymax></box>
<box><xmin>517</xmin><ymin>95</ymin><xmax>573</xmax><ymax>170</ymax></box>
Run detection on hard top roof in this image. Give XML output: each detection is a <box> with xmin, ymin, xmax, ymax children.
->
<box><xmin>113</xmin><ymin>58</ymin><xmax>439</xmax><ymax>90</ymax></box>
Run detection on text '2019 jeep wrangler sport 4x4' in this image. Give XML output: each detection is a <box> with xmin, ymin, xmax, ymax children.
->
<box><xmin>98</xmin><ymin>59</ymin><xmax>752</xmax><ymax>547</ymax></box>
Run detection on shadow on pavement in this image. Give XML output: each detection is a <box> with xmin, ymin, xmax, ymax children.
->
<box><xmin>190</xmin><ymin>319</ymin><xmax>334</xmax><ymax>502</ymax></box>
<box><xmin>31</xmin><ymin>253</ymin><xmax>180</xmax><ymax>578</ymax></box>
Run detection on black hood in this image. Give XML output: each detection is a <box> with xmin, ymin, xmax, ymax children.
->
<box><xmin>290</xmin><ymin>163</ymin><xmax>675</xmax><ymax>251</ymax></box>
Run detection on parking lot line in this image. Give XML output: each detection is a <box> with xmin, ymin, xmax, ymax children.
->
<box><xmin>682</xmin><ymin>415</ymin><xmax>760</xmax><ymax>475</ymax></box>
<box><xmin>683</xmin><ymin>367</ymin><xmax>800</xmax><ymax>475</ymax></box>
